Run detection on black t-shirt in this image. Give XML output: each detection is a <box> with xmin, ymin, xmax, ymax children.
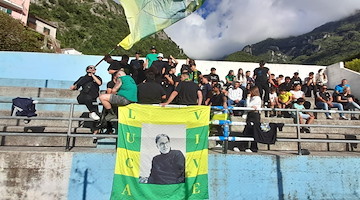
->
<box><xmin>279</xmin><ymin>82</ymin><xmax>292</xmax><ymax>91</ymax></box>
<box><xmin>316</xmin><ymin>91</ymin><xmax>331</xmax><ymax>103</ymax></box>
<box><xmin>200</xmin><ymin>83</ymin><xmax>212</xmax><ymax>104</ymax></box>
<box><xmin>208</xmin><ymin>73</ymin><xmax>220</xmax><ymax>82</ymax></box>
<box><xmin>175</xmin><ymin>81</ymin><xmax>200</xmax><ymax>105</ymax></box>
<box><xmin>291</xmin><ymin>77</ymin><xmax>302</xmax><ymax>85</ymax></box>
<box><xmin>73</xmin><ymin>75</ymin><xmax>102</xmax><ymax>98</ymax></box>
<box><xmin>137</xmin><ymin>82</ymin><xmax>165</xmax><ymax>104</ymax></box>
<box><xmin>210</xmin><ymin>93</ymin><xmax>225</xmax><ymax>106</ymax></box>
<box><xmin>150</xmin><ymin>60</ymin><xmax>168</xmax><ymax>83</ymax></box>
<box><xmin>107</xmin><ymin>80</ymin><xmax>115</xmax><ymax>89</ymax></box>
<box><xmin>254</xmin><ymin>67</ymin><xmax>269</xmax><ymax>83</ymax></box>
<box><xmin>130</xmin><ymin>59</ymin><xmax>145</xmax><ymax>84</ymax></box>
<box><xmin>107</xmin><ymin>60</ymin><xmax>121</xmax><ymax>71</ymax></box>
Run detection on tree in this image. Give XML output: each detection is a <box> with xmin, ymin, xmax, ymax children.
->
<box><xmin>0</xmin><ymin>12</ymin><xmax>43</xmax><ymax>52</ymax></box>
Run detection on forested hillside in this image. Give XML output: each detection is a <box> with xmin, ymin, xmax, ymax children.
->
<box><xmin>29</xmin><ymin>0</ymin><xmax>186</xmax><ymax>57</ymax></box>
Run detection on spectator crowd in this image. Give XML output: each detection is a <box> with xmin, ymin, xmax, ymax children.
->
<box><xmin>70</xmin><ymin>46</ymin><xmax>360</xmax><ymax>140</ymax></box>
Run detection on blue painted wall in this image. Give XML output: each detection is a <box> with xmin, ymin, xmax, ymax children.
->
<box><xmin>67</xmin><ymin>153</ymin><xmax>360</xmax><ymax>200</ymax></box>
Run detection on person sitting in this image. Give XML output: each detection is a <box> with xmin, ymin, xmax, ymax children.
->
<box><xmin>302</xmin><ymin>72</ymin><xmax>316</xmax><ymax>97</ymax></box>
<box><xmin>235</xmin><ymin>68</ymin><xmax>247</xmax><ymax>88</ymax></box>
<box><xmin>70</xmin><ymin>65</ymin><xmax>102</xmax><ymax>121</ymax></box>
<box><xmin>225</xmin><ymin>70</ymin><xmax>235</xmax><ymax>87</ymax></box>
<box><xmin>336</xmin><ymin>87</ymin><xmax>360</xmax><ymax>120</ymax></box>
<box><xmin>293</xmin><ymin>98</ymin><xmax>314</xmax><ymax>133</ymax></box>
<box><xmin>334</xmin><ymin>79</ymin><xmax>351</xmax><ymax>95</ymax></box>
<box><xmin>315</xmin><ymin>85</ymin><xmax>347</xmax><ymax>120</ymax></box>
<box><xmin>226</xmin><ymin>81</ymin><xmax>245</xmax><ymax>108</ymax></box>
<box><xmin>137</xmin><ymin>72</ymin><xmax>166</xmax><ymax>104</ymax></box>
<box><xmin>291</xmin><ymin>72</ymin><xmax>302</xmax><ymax>86</ymax></box>
<box><xmin>315</xmin><ymin>68</ymin><xmax>328</xmax><ymax>88</ymax></box>
<box><xmin>278</xmin><ymin>88</ymin><xmax>293</xmax><ymax>117</ymax></box>
<box><xmin>160</xmin><ymin>72</ymin><xmax>202</xmax><ymax>106</ymax></box>
<box><xmin>245</xmin><ymin>71</ymin><xmax>255</xmax><ymax>87</ymax></box>
<box><xmin>279</xmin><ymin>76</ymin><xmax>292</xmax><ymax>92</ymax></box>
<box><xmin>268</xmin><ymin>87</ymin><xmax>280</xmax><ymax>117</ymax></box>
<box><xmin>99</xmin><ymin>70</ymin><xmax>138</xmax><ymax>121</ymax></box>
<box><xmin>290</xmin><ymin>84</ymin><xmax>311</xmax><ymax>109</ymax></box>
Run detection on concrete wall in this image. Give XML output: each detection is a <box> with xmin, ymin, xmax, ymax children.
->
<box><xmin>327</xmin><ymin>62</ymin><xmax>360</xmax><ymax>98</ymax></box>
<box><xmin>0</xmin><ymin>51</ymin><xmax>326</xmax><ymax>90</ymax></box>
<box><xmin>0</xmin><ymin>151</ymin><xmax>359</xmax><ymax>200</ymax></box>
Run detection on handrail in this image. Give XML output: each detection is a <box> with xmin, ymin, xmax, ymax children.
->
<box><xmin>0</xmin><ymin>100</ymin><xmax>360</xmax><ymax>154</ymax></box>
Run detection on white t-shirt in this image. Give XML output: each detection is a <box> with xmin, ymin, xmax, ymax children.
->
<box><xmin>228</xmin><ymin>87</ymin><xmax>243</xmax><ymax>101</ymax></box>
<box><xmin>290</xmin><ymin>90</ymin><xmax>304</xmax><ymax>99</ymax></box>
<box><xmin>269</xmin><ymin>92</ymin><xmax>277</xmax><ymax>102</ymax></box>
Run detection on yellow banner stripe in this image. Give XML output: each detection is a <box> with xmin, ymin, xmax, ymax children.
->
<box><xmin>114</xmin><ymin>148</ymin><xmax>140</xmax><ymax>178</ymax></box>
<box><xmin>118</xmin><ymin>104</ymin><xmax>210</xmax><ymax>129</ymax></box>
<box><xmin>185</xmin><ymin>149</ymin><xmax>208</xmax><ymax>178</ymax></box>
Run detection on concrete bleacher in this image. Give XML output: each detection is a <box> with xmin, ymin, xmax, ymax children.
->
<box><xmin>0</xmin><ymin>85</ymin><xmax>359</xmax><ymax>152</ymax></box>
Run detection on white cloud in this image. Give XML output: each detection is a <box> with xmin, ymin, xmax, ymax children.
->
<box><xmin>165</xmin><ymin>0</ymin><xmax>360</xmax><ymax>60</ymax></box>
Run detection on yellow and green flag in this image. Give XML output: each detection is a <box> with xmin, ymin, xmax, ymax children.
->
<box><xmin>118</xmin><ymin>0</ymin><xmax>206</xmax><ymax>50</ymax></box>
<box><xmin>110</xmin><ymin>104</ymin><xmax>210</xmax><ymax>200</ymax></box>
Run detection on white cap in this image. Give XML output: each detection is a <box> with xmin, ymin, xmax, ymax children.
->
<box><xmin>157</xmin><ymin>53</ymin><xmax>164</xmax><ymax>58</ymax></box>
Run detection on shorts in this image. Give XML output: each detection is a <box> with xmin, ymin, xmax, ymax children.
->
<box><xmin>299</xmin><ymin>113</ymin><xmax>311</xmax><ymax>120</ymax></box>
<box><xmin>109</xmin><ymin>94</ymin><xmax>131</xmax><ymax>106</ymax></box>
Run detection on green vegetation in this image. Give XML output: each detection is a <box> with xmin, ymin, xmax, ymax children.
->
<box><xmin>29</xmin><ymin>0</ymin><xmax>186</xmax><ymax>57</ymax></box>
<box><xmin>0</xmin><ymin>12</ymin><xmax>44</xmax><ymax>52</ymax></box>
<box><xmin>225</xmin><ymin>12</ymin><xmax>360</xmax><ymax>66</ymax></box>
<box><xmin>345</xmin><ymin>59</ymin><xmax>360</xmax><ymax>73</ymax></box>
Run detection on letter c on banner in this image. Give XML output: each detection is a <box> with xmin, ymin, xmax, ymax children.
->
<box><xmin>126</xmin><ymin>158</ymin><xmax>134</xmax><ymax>168</ymax></box>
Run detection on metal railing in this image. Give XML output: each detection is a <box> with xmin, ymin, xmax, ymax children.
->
<box><xmin>0</xmin><ymin>100</ymin><xmax>360</xmax><ymax>154</ymax></box>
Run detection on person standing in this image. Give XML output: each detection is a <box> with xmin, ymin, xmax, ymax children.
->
<box><xmin>129</xmin><ymin>51</ymin><xmax>145</xmax><ymax>84</ymax></box>
<box><xmin>253</xmin><ymin>61</ymin><xmax>274</xmax><ymax>103</ymax></box>
<box><xmin>145</xmin><ymin>46</ymin><xmax>158</xmax><ymax>69</ymax></box>
<box><xmin>137</xmin><ymin>72</ymin><xmax>166</xmax><ymax>104</ymax></box>
<box><xmin>70</xmin><ymin>65</ymin><xmax>102</xmax><ymax>120</ymax></box>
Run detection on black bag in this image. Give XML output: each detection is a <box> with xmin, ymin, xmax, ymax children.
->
<box><xmin>11</xmin><ymin>97</ymin><xmax>37</xmax><ymax>117</ymax></box>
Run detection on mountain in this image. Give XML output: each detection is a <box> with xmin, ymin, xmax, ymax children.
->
<box><xmin>225</xmin><ymin>11</ymin><xmax>360</xmax><ymax>65</ymax></box>
<box><xmin>29</xmin><ymin>0</ymin><xmax>186</xmax><ymax>57</ymax></box>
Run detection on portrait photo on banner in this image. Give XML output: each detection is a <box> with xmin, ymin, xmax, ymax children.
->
<box><xmin>139</xmin><ymin>124</ymin><xmax>186</xmax><ymax>185</ymax></box>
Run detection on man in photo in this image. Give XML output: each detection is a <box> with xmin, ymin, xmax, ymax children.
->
<box><xmin>147</xmin><ymin>134</ymin><xmax>185</xmax><ymax>185</ymax></box>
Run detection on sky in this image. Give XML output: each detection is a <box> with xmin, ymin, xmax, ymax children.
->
<box><xmin>165</xmin><ymin>0</ymin><xmax>360</xmax><ymax>60</ymax></box>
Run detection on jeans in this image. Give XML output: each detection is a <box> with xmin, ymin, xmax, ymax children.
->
<box><xmin>227</xmin><ymin>99</ymin><xmax>246</xmax><ymax>107</ymax></box>
<box><xmin>316</xmin><ymin>102</ymin><xmax>344</xmax><ymax>117</ymax></box>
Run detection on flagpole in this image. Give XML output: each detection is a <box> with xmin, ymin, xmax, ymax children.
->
<box><xmin>94</xmin><ymin>44</ymin><xmax>121</xmax><ymax>68</ymax></box>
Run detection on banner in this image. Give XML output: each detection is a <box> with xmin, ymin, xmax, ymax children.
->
<box><xmin>110</xmin><ymin>104</ymin><xmax>210</xmax><ymax>200</ymax></box>
<box><xmin>118</xmin><ymin>0</ymin><xmax>206</xmax><ymax>50</ymax></box>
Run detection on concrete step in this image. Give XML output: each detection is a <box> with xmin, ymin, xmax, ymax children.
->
<box><xmin>0</xmin><ymin>135</ymin><xmax>96</xmax><ymax>147</ymax></box>
<box><xmin>0</xmin><ymin>86</ymin><xmax>80</xmax><ymax>99</ymax></box>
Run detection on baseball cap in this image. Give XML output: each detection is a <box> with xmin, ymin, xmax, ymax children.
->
<box><xmin>150</xmin><ymin>46</ymin><xmax>156</xmax><ymax>50</ymax></box>
<box><xmin>135</xmin><ymin>51</ymin><xmax>141</xmax><ymax>54</ymax></box>
<box><xmin>157</xmin><ymin>53</ymin><xmax>164</xmax><ymax>58</ymax></box>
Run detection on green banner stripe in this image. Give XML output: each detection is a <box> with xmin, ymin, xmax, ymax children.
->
<box><xmin>186</xmin><ymin>126</ymin><xmax>209</xmax><ymax>152</ymax></box>
<box><xmin>111</xmin><ymin>174</ymin><xmax>208</xmax><ymax>200</ymax></box>
<box><xmin>118</xmin><ymin>123</ymin><xmax>141</xmax><ymax>151</ymax></box>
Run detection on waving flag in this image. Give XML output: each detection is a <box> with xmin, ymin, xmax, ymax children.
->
<box><xmin>110</xmin><ymin>104</ymin><xmax>210</xmax><ymax>200</ymax></box>
<box><xmin>118</xmin><ymin>0</ymin><xmax>205</xmax><ymax>50</ymax></box>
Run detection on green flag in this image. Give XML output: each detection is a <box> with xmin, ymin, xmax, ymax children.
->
<box><xmin>118</xmin><ymin>0</ymin><xmax>206</xmax><ymax>50</ymax></box>
<box><xmin>110</xmin><ymin>104</ymin><xmax>210</xmax><ymax>200</ymax></box>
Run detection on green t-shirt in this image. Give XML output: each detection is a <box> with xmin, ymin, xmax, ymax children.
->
<box><xmin>146</xmin><ymin>53</ymin><xmax>158</xmax><ymax>68</ymax></box>
<box><xmin>117</xmin><ymin>75</ymin><xmax>138</xmax><ymax>102</ymax></box>
<box><xmin>226</xmin><ymin>75</ymin><xmax>235</xmax><ymax>82</ymax></box>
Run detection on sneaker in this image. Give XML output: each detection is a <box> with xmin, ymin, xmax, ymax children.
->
<box><xmin>351</xmin><ymin>116</ymin><xmax>358</xmax><ymax>120</ymax></box>
<box><xmin>304</xmin><ymin>127</ymin><xmax>311</xmax><ymax>133</ymax></box>
<box><xmin>300</xmin><ymin>128</ymin><xmax>305</xmax><ymax>133</ymax></box>
<box><xmin>326</xmin><ymin>115</ymin><xmax>333</xmax><ymax>120</ymax></box>
<box><xmin>242</xmin><ymin>114</ymin><xmax>247</xmax><ymax>119</ymax></box>
<box><xmin>245</xmin><ymin>149</ymin><xmax>253</xmax><ymax>153</ymax></box>
<box><xmin>90</xmin><ymin>112</ymin><xmax>100</xmax><ymax>121</ymax></box>
<box><xmin>339</xmin><ymin>116</ymin><xmax>348</xmax><ymax>120</ymax></box>
<box><xmin>215</xmin><ymin>144</ymin><xmax>222</xmax><ymax>148</ymax></box>
<box><xmin>233</xmin><ymin>147</ymin><xmax>241</xmax><ymax>152</ymax></box>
